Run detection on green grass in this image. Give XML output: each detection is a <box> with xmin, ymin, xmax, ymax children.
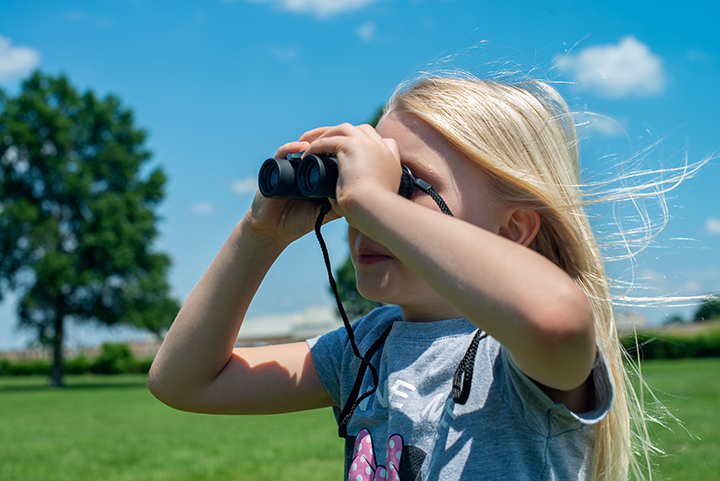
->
<box><xmin>638</xmin><ymin>358</ymin><xmax>720</xmax><ymax>480</ymax></box>
<box><xmin>0</xmin><ymin>359</ymin><xmax>718</xmax><ymax>480</ymax></box>
<box><xmin>0</xmin><ymin>375</ymin><xmax>344</xmax><ymax>480</ymax></box>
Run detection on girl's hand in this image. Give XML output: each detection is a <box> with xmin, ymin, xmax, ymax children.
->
<box><xmin>300</xmin><ymin>123</ymin><xmax>403</xmax><ymax>220</ymax></box>
<box><xmin>244</xmin><ymin>140</ymin><xmax>340</xmax><ymax>246</ymax></box>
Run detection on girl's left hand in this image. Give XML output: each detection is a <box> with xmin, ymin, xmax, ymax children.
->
<box><xmin>299</xmin><ymin>123</ymin><xmax>403</xmax><ymax>219</ymax></box>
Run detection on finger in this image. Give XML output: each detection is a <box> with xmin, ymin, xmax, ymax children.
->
<box><xmin>355</xmin><ymin>123</ymin><xmax>382</xmax><ymax>140</ymax></box>
<box><xmin>298</xmin><ymin>126</ymin><xmax>333</xmax><ymax>143</ymax></box>
<box><xmin>382</xmin><ymin>137</ymin><xmax>400</xmax><ymax>162</ymax></box>
<box><xmin>274</xmin><ymin>140</ymin><xmax>310</xmax><ymax>159</ymax></box>
<box><xmin>354</xmin><ymin>124</ymin><xmax>400</xmax><ymax>160</ymax></box>
<box><xmin>304</xmin><ymin>123</ymin><xmax>376</xmax><ymax>146</ymax></box>
<box><xmin>327</xmin><ymin>199</ymin><xmax>345</xmax><ymax>220</ymax></box>
<box><xmin>322</xmin><ymin>200</ymin><xmax>344</xmax><ymax>223</ymax></box>
<box><xmin>302</xmin><ymin>135</ymin><xmax>357</xmax><ymax>158</ymax></box>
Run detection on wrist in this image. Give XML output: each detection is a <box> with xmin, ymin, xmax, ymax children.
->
<box><xmin>339</xmin><ymin>187</ymin><xmax>400</xmax><ymax>235</ymax></box>
<box><xmin>235</xmin><ymin>212</ymin><xmax>291</xmax><ymax>254</ymax></box>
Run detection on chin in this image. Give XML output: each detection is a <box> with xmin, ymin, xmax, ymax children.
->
<box><xmin>355</xmin><ymin>274</ymin><xmax>397</xmax><ymax>305</ymax></box>
<box><xmin>356</xmin><ymin>284</ymin><xmax>395</xmax><ymax>305</ymax></box>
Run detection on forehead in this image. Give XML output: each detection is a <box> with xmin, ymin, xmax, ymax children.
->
<box><xmin>377</xmin><ymin>111</ymin><xmax>504</xmax><ymax>216</ymax></box>
<box><xmin>376</xmin><ymin>111</ymin><xmax>459</xmax><ymax>173</ymax></box>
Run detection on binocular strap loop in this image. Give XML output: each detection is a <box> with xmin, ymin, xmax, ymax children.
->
<box><xmin>412</xmin><ymin>178</ymin><xmax>453</xmax><ymax>216</ymax></box>
<box><xmin>452</xmin><ymin>329</ymin><xmax>487</xmax><ymax>405</ymax></box>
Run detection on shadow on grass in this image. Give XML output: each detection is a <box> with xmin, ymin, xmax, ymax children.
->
<box><xmin>0</xmin><ymin>375</ymin><xmax>149</xmax><ymax>393</ymax></box>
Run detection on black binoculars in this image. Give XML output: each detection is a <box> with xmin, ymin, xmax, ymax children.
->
<box><xmin>258</xmin><ymin>152</ymin><xmax>415</xmax><ymax>201</ymax></box>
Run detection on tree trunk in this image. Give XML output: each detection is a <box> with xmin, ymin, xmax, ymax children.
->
<box><xmin>49</xmin><ymin>310</ymin><xmax>65</xmax><ymax>388</ymax></box>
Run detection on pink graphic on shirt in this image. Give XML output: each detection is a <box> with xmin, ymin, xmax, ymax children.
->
<box><xmin>348</xmin><ymin>429</ymin><xmax>403</xmax><ymax>481</ymax></box>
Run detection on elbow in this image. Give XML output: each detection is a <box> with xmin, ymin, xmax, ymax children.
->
<box><xmin>147</xmin><ymin>362</ymin><xmax>166</xmax><ymax>402</ymax></box>
<box><xmin>147</xmin><ymin>360</ymin><xmax>181</xmax><ymax>409</ymax></box>
<box><xmin>540</xmin><ymin>282</ymin><xmax>594</xmax><ymax>346</ymax></box>
<box><xmin>528</xmin><ymin>284</ymin><xmax>596</xmax><ymax>390</ymax></box>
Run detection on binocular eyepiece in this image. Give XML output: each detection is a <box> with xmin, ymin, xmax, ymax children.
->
<box><xmin>258</xmin><ymin>152</ymin><xmax>415</xmax><ymax>201</ymax></box>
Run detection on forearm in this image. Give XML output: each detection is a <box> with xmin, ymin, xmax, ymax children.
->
<box><xmin>149</xmin><ymin>216</ymin><xmax>288</xmax><ymax>400</ymax></box>
<box><xmin>344</xmin><ymin>189</ymin><xmax>596</xmax><ymax>389</ymax></box>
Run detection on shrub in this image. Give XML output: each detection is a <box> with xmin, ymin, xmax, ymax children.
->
<box><xmin>622</xmin><ymin>329</ymin><xmax>720</xmax><ymax>360</ymax></box>
<box><xmin>65</xmin><ymin>355</ymin><xmax>93</xmax><ymax>375</ymax></box>
<box><xmin>0</xmin><ymin>359</ymin><xmax>51</xmax><ymax>376</ymax></box>
<box><xmin>1</xmin><ymin>343</ymin><xmax>156</xmax><ymax>376</ymax></box>
<box><xmin>91</xmin><ymin>343</ymin><xmax>136</xmax><ymax>374</ymax></box>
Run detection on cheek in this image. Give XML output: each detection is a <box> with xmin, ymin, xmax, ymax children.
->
<box><xmin>459</xmin><ymin>197</ymin><xmax>509</xmax><ymax>234</ymax></box>
<box><xmin>347</xmin><ymin>226</ymin><xmax>359</xmax><ymax>265</ymax></box>
<box><xmin>453</xmin><ymin>176</ymin><xmax>508</xmax><ymax>233</ymax></box>
<box><xmin>412</xmin><ymin>190</ymin><xmax>455</xmax><ymax>214</ymax></box>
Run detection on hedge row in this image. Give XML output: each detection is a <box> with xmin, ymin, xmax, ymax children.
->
<box><xmin>621</xmin><ymin>329</ymin><xmax>720</xmax><ymax>360</ymax></box>
<box><xmin>4</xmin><ymin>331</ymin><xmax>718</xmax><ymax>376</ymax></box>
<box><xmin>0</xmin><ymin>343</ymin><xmax>153</xmax><ymax>376</ymax></box>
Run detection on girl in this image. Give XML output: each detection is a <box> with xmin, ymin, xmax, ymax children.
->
<box><xmin>149</xmin><ymin>75</ymin><xmax>643</xmax><ymax>480</ymax></box>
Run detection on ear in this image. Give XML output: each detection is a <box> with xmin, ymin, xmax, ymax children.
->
<box><xmin>498</xmin><ymin>209</ymin><xmax>542</xmax><ymax>247</ymax></box>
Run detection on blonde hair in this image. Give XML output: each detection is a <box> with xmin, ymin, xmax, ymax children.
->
<box><xmin>386</xmin><ymin>75</ymin><xmax>653</xmax><ymax>480</ymax></box>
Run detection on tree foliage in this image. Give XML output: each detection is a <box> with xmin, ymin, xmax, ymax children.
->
<box><xmin>0</xmin><ymin>72</ymin><xmax>179</xmax><ymax>386</ymax></box>
<box><xmin>694</xmin><ymin>296</ymin><xmax>720</xmax><ymax>322</ymax></box>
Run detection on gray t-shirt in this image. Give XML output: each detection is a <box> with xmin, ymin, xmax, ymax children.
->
<box><xmin>307</xmin><ymin>306</ymin><xmax>613</xmax><ymax>481</ymax></box>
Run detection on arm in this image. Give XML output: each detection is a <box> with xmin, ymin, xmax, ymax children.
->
<box><xmin>148</xmin><ymin>142</ymin><xmax>337</xmax><ymax>414</ymax></box>
<box><xmin>343</xmin><ymin>190</ymin><xmax>596</xmax><ymax>392</ymax></box>
<box><xmin>302</xmin><ymin>121</ymin><xmax>595</xmax><ymax>393</ymax></box>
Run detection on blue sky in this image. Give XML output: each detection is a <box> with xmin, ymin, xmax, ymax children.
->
<box><xmin>1</xmin><ymin>0</ymin><xmax>719</xmax><ymax>349</ymax></box>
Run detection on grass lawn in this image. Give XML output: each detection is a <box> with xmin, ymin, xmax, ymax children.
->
<box><xmin>638</xmin><ymin>358</ymin><xmax>720</xmax><ymax>480</ymax></box>
<box><xmin>0</xmin><ymin>375</ymin><xmax>344</xmax><ymax>480</ymax></box>
<box><xmin>0</xmin><ymin>358</ymin><xmax>718</xmax><ymax>480</ymax></box>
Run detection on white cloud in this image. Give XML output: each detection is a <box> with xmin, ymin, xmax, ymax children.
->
<box><xmin>555</xmin><ymin>36</ymin><xmax>666</xmax><ymax>98</ymax></box>
<box><xmin>706</xmin><ymin>217</ymin><xmax>720</xmax><ymax>235</ymax></box>
<box><xmin>232</xmin><ymin>176</ymin><xmax>257</xmax><ymax>195</ymax></box>
<box><xmin>0</xmin><ymin>34</ymin><xmax>40</xmax><ymax>84</ymax></box>
<box><xmin>191</xmin><ymin>202</ymin><xmax>215</xmax><ymax>214</ymax></box>
<box><xmin>356</xmin><ymin>21</ymin><xmax>376</xmax><ymax>41</ymax></box>
<box><xmin>226</xmin><ymin>0</ymin><xmax>382</xmax><ymax>17</ymax></box>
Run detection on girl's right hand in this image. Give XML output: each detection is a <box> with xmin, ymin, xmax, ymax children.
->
<box><xmin>244</xmin><ymin>140</ymin><xmax>340</xmax><ymax>246</ymax></box>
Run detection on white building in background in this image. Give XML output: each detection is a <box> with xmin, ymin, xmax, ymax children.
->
<box><xmin>0</xmin><ymin>305</ymin><xmax>343</xmax><ymax>361</ymax></box>
<box><xmin>615</xmin><ymin>310</ymin><xmax>648</xmax><ymax>335</ymax></box>
<box><xmin>236</xmin><ymin>305</ymin><xmax>342</xmax><ymax>347</ymax></box>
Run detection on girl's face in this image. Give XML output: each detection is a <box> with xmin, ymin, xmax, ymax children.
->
<box><xmin>348</xmin><ymin>111</ymin><xmax>513</xmax><ymax>322</ymax></box>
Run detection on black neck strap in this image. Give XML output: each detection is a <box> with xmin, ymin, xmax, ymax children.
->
<box><xmin>313</xmin><ymin>175</ymin><xmax>480</xmax><ymax>439</ymax></box>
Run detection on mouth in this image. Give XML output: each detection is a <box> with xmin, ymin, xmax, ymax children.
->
<box><xmin>356</xmin><ymin>247</ymin><xmax>393</xmax><ymax>265</ymax></box>
<box><xmin>357</xmin><ymin>254</ymin><xmax>392</xmax><ymax>265</ymax></box>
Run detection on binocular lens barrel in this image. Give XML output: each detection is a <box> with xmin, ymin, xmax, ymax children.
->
<box><xmin>258</xmin><ymin>154</ymin><xmax>338</xmax><ymax>200</ymax></box>
<box><xmin>297</xmin><ymin>154</ymin><xmax>338</xmax><ymax>198</ymax></box>
<box><xmin>258</xmin><ymin>157</ymin><xmax>303</xmax><ymax>199</ymax></box>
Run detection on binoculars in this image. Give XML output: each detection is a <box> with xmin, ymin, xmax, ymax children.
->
<box><xmin>258</xmin><ymin>152</ymin><xmax>415</xmax><ymax>201</ymax></box>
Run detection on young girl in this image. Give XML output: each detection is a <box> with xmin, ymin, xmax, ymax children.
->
<box><xmin>149</xmin><ymin>75</ymin><xmax>643</xmax><ymax>480</ymax></box>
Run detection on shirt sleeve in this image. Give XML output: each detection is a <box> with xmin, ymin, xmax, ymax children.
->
<box><xmin>498</xmin><ymin>343</ymin><xmax>614</xmax><ymax>436</ymax></box>
<box><xmin>307</xmin><ymin>325</ymin><xmax>347</xmax><ymax>408</ymax></box>
<box><xmin>306</xmin><ymin>305</ymin><xmax>400</xmax><ymax>411</ymax></box>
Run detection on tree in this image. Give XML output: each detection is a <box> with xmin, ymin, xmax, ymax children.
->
<box><xmin>0</xmin><ymin>72</ymin><xmax>180</xmax><ymax>387</ymax></box>
<box><xmin>694</xmin><ymin>296</ymin><xmax>720</xmax><ymax>322</ymax></box>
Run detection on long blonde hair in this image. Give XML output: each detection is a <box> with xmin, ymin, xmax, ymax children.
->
<box><xmin>386</xmin><ymin>74</ymin><xmax>655</xmax><ymax>480</ymax></box>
